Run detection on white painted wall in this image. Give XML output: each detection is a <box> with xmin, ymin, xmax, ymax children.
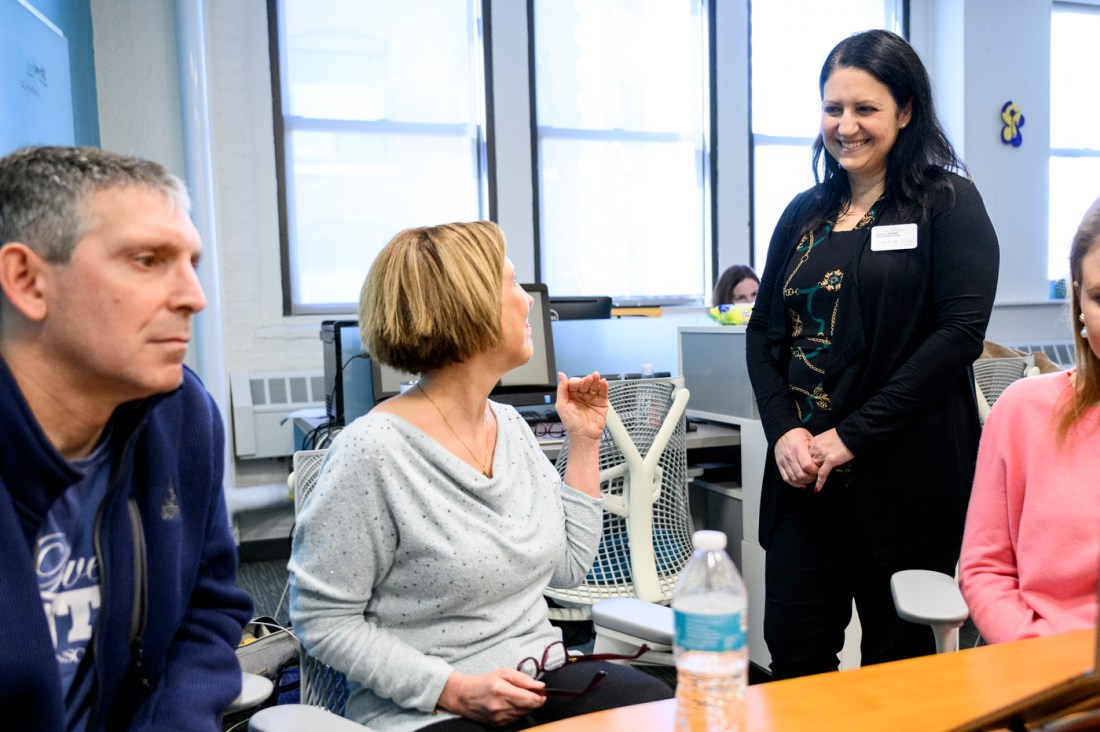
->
<box><xmin>910</xmin><ymin>0</ymin><xmax>1051</xmax><ymax>304</ymax></box>
<box><xmin>88</xmin><ymin>0</ymin><xmax>1073</xmax><ymax>495</ymax></box>
<box><xmin>91</xmin><ymin>0</ymin><xmax>185</xmax><ymax>174</ymax></box>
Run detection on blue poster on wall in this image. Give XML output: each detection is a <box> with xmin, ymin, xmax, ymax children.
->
<box><xmin>0</xmin><ymin>0</ymin><xmax>75</xmax><ymax>156</ymax></box>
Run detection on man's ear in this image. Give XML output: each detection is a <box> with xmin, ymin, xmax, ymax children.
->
<box><xmin>0</xmin><ymin>243</ymin><xmax>52</xmax><ymax>322</ymax></box>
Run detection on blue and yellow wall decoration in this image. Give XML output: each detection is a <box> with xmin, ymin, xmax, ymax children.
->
<box><xmin>1000</xmin><ymin>101</ymin><xmax>1024</xmax><ymax>147</ymax></box>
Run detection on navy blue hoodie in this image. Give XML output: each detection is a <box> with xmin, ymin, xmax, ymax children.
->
<box><xmin>0</xmin><ymin>358</ymin><xmax>252</xmax><ymax>730</ymax></box>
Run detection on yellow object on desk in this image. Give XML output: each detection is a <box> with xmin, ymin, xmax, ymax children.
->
<box><xmin>709</xmin><ymin>303</ymin><xmax>753</xmax><ymax>325</ymax></box>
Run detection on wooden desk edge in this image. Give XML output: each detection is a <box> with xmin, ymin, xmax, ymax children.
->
<box><xmin>529</xmin><ymin>630</ymin><xmax>1095</xmax><ymax>731</ymax></box>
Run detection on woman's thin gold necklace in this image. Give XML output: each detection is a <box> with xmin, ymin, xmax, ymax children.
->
<box><xmin>415</xmin><ymin>382</ymin><xmax>492</xmax><ymax>477</ymax></box>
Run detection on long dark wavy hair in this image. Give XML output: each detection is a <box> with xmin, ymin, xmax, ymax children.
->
<box><xmin>804</xmin><ymin>30</ymin><xmax>963</xmax><ymax>238</ymax></box>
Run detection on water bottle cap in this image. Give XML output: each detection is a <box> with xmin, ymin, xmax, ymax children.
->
<box><xmin>692</xmin><ymin>530</ymin><xmax>727</xmax><ymax>551</ymax></box>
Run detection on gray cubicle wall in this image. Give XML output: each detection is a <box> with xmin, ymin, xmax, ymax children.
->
<box><xmin>552</xmin><ymin>309</ymin><xmax>715</xmax><ymax>378</ymax></box>
<box><xmin>678</xmin><ymin>325</ymin><xmax>758</xmax><ymax>422</ymax></box>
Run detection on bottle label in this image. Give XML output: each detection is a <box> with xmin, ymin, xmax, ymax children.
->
<box><xmin>674</xmin><ymin>610</ymin><xmax>745</xmax><ymax>653</ymax></box>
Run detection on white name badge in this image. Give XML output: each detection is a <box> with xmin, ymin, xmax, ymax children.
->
<box><xmin>870</xmin><ymin>223</ymin><xmax>918</xmax><ymax>251</ymax></box>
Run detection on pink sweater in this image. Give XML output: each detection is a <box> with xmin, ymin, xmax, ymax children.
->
<box><xmin>960</xmin><ymin>370</ymin><xmax>1100</xmax><ymax>644</ymax></box>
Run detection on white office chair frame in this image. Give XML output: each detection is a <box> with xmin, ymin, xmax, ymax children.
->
<box><xmin>545</xmin><ymin>379</ymin><xmax>692</xmax><ymax>625</ymax></box>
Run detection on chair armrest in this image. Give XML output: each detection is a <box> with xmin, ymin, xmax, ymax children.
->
<box><xmin>248</xmin><ymin>704</ymin><xmax>372</xmax><ymax>731</ymax></box>
<box><xmin>226</xmin><ymin>672</ymin><xmax>273</xmax><ymax>715</ymax></box>
<box><xmin>592</xmin><ymin>597</ymin><xmax>674</xmax><ymax>647</ymax></box>
<box><xmin>890</xmin><ymin>569</ymin><xmax>968</xmax><ymax>627</ymax></box>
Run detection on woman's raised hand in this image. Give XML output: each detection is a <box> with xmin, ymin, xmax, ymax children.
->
<box><xmin>555</xmin><ymin>372</ymin><xmax>608</xmax><ymax>442</ymax></box>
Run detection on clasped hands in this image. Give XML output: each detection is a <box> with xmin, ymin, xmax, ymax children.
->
<box><xmin>774</xmin><ymin>426</ymin><xmax>854</xmax><ymax>492</ymax></box>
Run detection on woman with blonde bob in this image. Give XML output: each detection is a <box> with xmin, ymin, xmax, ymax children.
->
<box><xmin>960</xmin><ymin>197</ymin><xmax>1100</xmax><ymax>643</ymax></box>
<box><xmin>289</xmin><ymin>221</ymin><xmax>671</xmax><ymax>731</ymax></box>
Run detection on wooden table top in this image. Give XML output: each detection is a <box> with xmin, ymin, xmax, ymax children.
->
<box><xmin>530</xmin><ymin>629</ymin><xmax>1096</xmax><ymax>731</ymax></box>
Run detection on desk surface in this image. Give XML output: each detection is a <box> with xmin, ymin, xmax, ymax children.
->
<box><xmin>530</xmin><ymin>629</ymin><xmax>1095</xmax><ymax>731</ymax></box>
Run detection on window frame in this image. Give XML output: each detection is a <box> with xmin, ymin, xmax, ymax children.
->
<box><xmin>748</xmin><ymin>0</ymin><xmax>907</xmax><ymax>270</ymax></box>
<box><xmin>268</xmin><ymin>0</ymin><xmax>494</xmax><ymax>316</ymax></box>
<box><xmin>1048</xmin><ymin>0</ymin><xmax>1100</xmax><ymax>290</ymax></box>
<box><xmin>527</xmin><ymin>0</ymin><xmax>715</xmax><ymax>305</ymax></box>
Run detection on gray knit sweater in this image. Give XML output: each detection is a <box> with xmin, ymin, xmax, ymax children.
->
<box><xmin>288</xmin><ymin>402</ymin><xmax>604</xmax><ymax>731</ymax></box>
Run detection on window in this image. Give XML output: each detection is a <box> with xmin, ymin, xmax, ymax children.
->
<box><xmin>272</xmin><ymin>0</ymin><xmax>488</xmax><ymax>314</ymax></box>
<box><xmin>531</xmin><ymin>0</ymin><xmax>709</xmax><ymax>303</ymax></box>
<box><xmin>1049</xmin><ymin>2</ymin><xmax>1100</xmax><ymax>286</ymax></box>
<box><xmin>751</xmin><ymin>1</ymin><xmax>903</xmax><ymax>267</ymax></box>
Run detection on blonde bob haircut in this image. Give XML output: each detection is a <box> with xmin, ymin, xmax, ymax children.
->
<box><xmin>360</xmin><ymin>221</ymin><xmax>506</xmax><ymax>374</ymax></box>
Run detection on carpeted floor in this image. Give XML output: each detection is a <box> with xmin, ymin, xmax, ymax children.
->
<box><xmin>236</xmin><ymin>557</ymin><xmax>292</xmax><ymax>628</ymax></box>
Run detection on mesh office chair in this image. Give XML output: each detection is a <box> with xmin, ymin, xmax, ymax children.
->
<box><xmin>249</xmin><ymin>449</ymin><xmax>371</xmax><ymax>732</ymax></box>
<box><xmin>973</xmin><ymin>353</ymin><xmax>1040</xmax><ymax>425</ymax></box>
<box><xmin>545</xmin><ymin>379</ymin><xmax>693</xmax><ymax>635</ymax></box>
<box><xmin>891</xmin><ymin>353</ymin><xmax>1044</xmax><ymax>653</ymax></box>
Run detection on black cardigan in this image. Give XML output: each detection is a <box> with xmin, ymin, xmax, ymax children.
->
<box><xmin>746</xmin><ymin>172</ymin><xmax>1000</xmax><ymax>566</ymax></box>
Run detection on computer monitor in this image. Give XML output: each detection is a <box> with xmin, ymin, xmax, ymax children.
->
<box><xmin>491</xmin><ymin>283</ymin><xmax>558</xmax><ymax>406</ymax></box>
<box><xmin>320</xmin><ymin>320</ymin><xmax>417</xmax><ymax>425</ymax></box>
<box><xmin>321</xmin><ymin>285</ymin><xmax>556</xmax><ymax>415</ymax></box>
<box><xmin>320</xmin><ymin>320</ymin><xmax>374</xmax><ymax>426</ymax></box>
<box><xmin>548</xmin><ymin>296</ymin><xmax>613</xmax><ymax>321</ymax></box>
<box><xmin>370</xmin><ymin>357</ymin><xmax>416</xmax><ymax>404</ymax></box>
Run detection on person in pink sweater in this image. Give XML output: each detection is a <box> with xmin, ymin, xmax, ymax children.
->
<box><xmin>960</xmin><ymin>196</ymin><xmax>1100</xmax><ymax>644</ymax></box>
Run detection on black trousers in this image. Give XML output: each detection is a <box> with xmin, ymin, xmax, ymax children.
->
<box><xmin>420</xmin><ymin>661</ymin><xmax>673</xmax><ymax>731</ymax></box>
<box><xmin>763</xmin><ymin>488</ymin><xmax>957</xmax><ymax>681</ymax></box>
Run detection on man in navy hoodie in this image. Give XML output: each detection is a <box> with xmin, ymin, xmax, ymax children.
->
<box><xmin>0</xmin><ymin>146</ymin><xmax>252</xmax><ymax>730</ymax></box>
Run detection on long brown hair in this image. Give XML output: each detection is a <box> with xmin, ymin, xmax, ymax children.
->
<box><xmin>1058</xmin><ymin>196</ymin><xmax>1100</xmax><ymax>441</ymax></box>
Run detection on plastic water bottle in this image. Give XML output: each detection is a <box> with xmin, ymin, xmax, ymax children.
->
<box><xmin>673</xmin><ymin>530</ymin><xmax>747</xmax><ymax>732</ymax></box>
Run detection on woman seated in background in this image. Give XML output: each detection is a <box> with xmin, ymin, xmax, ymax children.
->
<box><xmin>289</xmin><ymin>221</ymin><xmax>671</xmax><ymax>731</ymax></box>
<box><xmin>960</xmin><ymin>197</ymin><xmax>1100</xmax><ymax>643</ymax></box>
<box><xmin>712</xmin><ymin>264</ymin><xmax>759</xmax><ymax>306</ymax></box>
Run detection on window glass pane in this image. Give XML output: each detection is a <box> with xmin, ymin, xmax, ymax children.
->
<box><xmin>1048</xmin><ymin>157</ymin><xmax>1100</xmax><ymax>282</ymax></box>
<box><xmin>534</xmin><ymin>0</ymin><xmax>707</xmax><ymax>301</ymax></box>
<box><xmin>1049</xmin><ymin>3</ymin><xmax>1100</xmax><ymax>284</ymax></box>
<box><xmin>750</xmin><ymin>2</ymin><xmax>897</xmax><ymax>267</ymax></box>
<box><xmin>287</xmin><ymin>130</ymin><xmax>482</xmax><ymax>306</ymax></box>
<box><xmin>278</xmin><ymin>0</ymin><xmax>486</xmax><ymax>312</ymax></box>
<box><xmin>753</xmin><ymin>143</ymin><xmax>815</xmax><ymax>261</ymax></box>
<box><xmin>283</xmin><ymin>0</ymin><xmax>475</xmax><ymax>123</ymax></box>
<box><xmin>1050</xmin><ymin>6</ymin><xmax>1100</xmax><ymax>150</ymax></box>
<box><xmin>535</xmin><ymin>1</ymin><xmax>702</xmax><ymax>132</ymax></box>
<box><xmin>751</xmin><ymin>0</ymin><xmax>888</xmax><ymax>137</ymax></box>
<box><xmin>540</xmin><ymin>138</ymin><xmax>704</xmax><ymax>297</ymax></box>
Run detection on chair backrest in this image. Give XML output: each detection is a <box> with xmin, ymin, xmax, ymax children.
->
<box><xmin>544</xmin><ymin>378</ymin><xmax>693</xmax><ymax>612</ymax></box>
<box><xmin>289</xmin><ymin>449</ymin><xmax>349</xmax><ymax>716</ymax></box>
<box><xmin>973</xmin><ymin>355</ymin><xmax>1039</xmax><ymax>425</ymax></box>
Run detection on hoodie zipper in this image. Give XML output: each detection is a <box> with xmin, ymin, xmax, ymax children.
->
<box><xmin>88</xmin><ymin>421</ymin><xmax>151</xmax><ymax>727</ymax></box>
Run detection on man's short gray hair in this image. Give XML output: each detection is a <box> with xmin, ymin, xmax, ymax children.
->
<box><xmin>0</xmin><ymin>145</ymin><xmax>191</xmax><ymax>264</ymax></box>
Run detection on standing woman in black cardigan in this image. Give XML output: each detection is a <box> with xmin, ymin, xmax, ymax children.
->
<box><xmin>745</xmin><ymin>29</ymin><xmax>999</xmax><ymax>680</ymax></box>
